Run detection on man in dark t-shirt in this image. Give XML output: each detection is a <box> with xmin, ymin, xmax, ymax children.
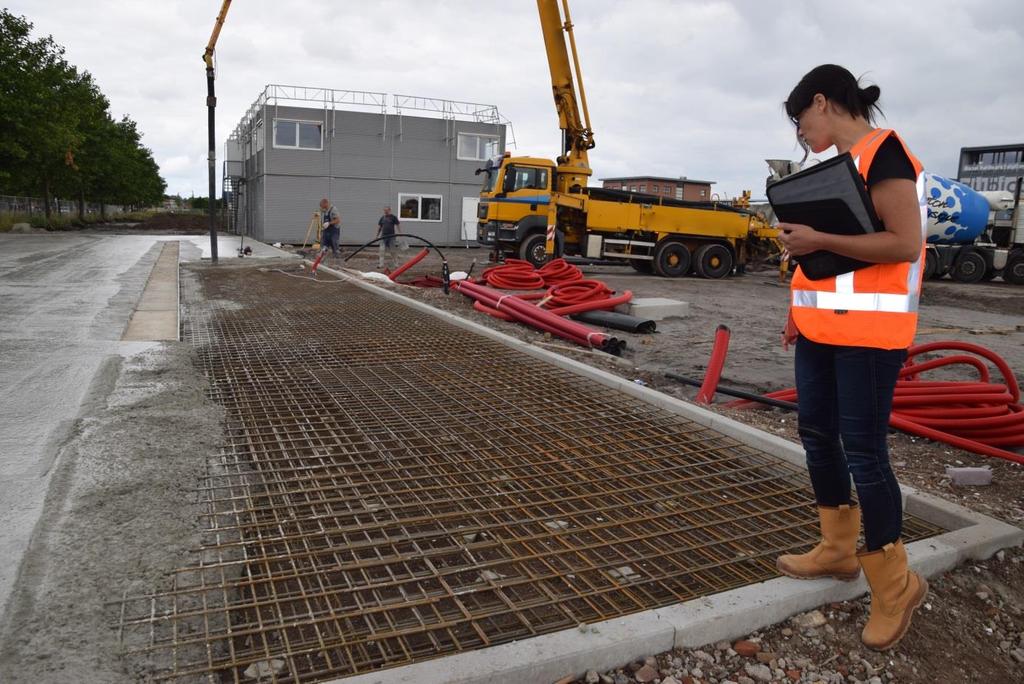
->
<box><xmin>377</xmin><ymin>206</ymin><xmax>401</xmax><ymax>270</ymax></box>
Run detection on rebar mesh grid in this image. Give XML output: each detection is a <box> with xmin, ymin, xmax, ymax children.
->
<box><xmin>119</xmin><ymin>266</ymin><xmax>940</xmax><ymax>682</ymax></box>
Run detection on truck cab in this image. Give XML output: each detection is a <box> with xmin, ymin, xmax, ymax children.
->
<box><xmin>476</xmin><ymin>154</ymin><xmax>558</xmax><ymax>262</ymax></box>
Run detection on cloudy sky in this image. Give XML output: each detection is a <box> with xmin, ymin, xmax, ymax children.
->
<box><xmin>10</xmin><ymin>0</ymin><xmax>1023</xmax><ymax>199</ymax></box>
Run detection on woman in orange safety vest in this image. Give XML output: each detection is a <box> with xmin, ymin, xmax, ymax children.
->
<box><xmin>774</xmin><ymin>65</ymin><xmax>928</xmax><ymax>652</ymax></box>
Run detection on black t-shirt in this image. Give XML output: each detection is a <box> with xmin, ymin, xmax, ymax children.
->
<box><xmin>378</xmin><ymin>214</ymin><xmax>400</xmax><ymax>236</ymax></box>
<box><xmin>866</xmin><ymin>136</ymin><xmax>916</xmax><ymax>189</ymax></box>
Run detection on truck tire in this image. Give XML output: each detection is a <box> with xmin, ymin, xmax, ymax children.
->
<box><xmin>951</xmin><ymin>250</ymin><xmax>986</xmax><ymax>284</ymax></box>
<box><xmin>653</xmin><ymin>240</ymin><xmax>691</xmax><ymax>277</ymax></box>
<box><xmin>630</xmin><ymin>260</ymin><xmax>654</xmax><ymax>274</ymax></box>
<box><xmin>519</xmin><ymin>232</ymin><xmax>551</xmax><ymax>268</ymax></box>
<box><xmin>923</xmin><ymin>248</ymin><xmax>938</xmax><ymax>280</ymax></box>
<box><xmin>693</xmin><ymin>243</ymin><xmax>735</xmax><ymax>279</ymax></box>
<box><xmin>1004</xmin><ymin>252</ymin><xmax>1024</xmax><ymax>285</ymax></box>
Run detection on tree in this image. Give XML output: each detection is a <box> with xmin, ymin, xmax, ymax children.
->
<box><xmin>0</xmin><ymin>10</ymin><xmax>166</xmax><ymax>223</ymax></box>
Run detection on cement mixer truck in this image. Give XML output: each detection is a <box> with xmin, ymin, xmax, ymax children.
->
<box><xmin>923</xmin><ymin>173</ymin><xmax>1024</xmax><ymax>284</ymax></box>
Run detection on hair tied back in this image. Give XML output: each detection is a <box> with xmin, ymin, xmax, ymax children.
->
<box><xmin>860</xmin><ymin>84</ymin><xmax>881</xmax><ymax>106</ymax></box>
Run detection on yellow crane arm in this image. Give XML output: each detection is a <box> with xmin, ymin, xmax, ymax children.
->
<box><xmin>203</xmin><ymin>0</ymin><xmax>233</xmax><ymax>69</ymax></box>
<box><xmin>536</xmin><ymin>0</ymin><xmax>594</xmax><ymax>165</ymax></box>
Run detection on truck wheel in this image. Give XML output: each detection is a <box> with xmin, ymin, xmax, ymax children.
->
<box><xmin>630</xmin><ymin>260</ymin><xmax>654</xmax><ymax>274</ymax></box>
<box><xmin>519</xmin><ymin>233</ymin><xmax>551</xmax><ymax>268</ymax></box>
<box><xmin>694</xmin><ymin>243</ymin><xmax>735</xmax><ymax>279</ymax></box>
<box><xmin>1004</xmin><ymin>252</ymin><xmax>1024</xmax><ymax>285</ymax></box>
<box><xmin>923</xmin><ymin>249</ymin><xmax>938</xmax><ymax>280</ymax></box>
<box><xmin>653</xmin><ymin>240</ymin><xmax>691</xmax><ymax>277</ymax></box>
<box><xmin>951</xmin><ymin>250</ymin><xmax>985</xmax><ymax>284</ymax></box>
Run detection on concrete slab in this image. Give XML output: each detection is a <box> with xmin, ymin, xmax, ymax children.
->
<box><xmin>175</xmin><ymin>234</ymin><xmax>296</xmax><ymax>261</ymax></box>
<box><xmin>122</xmin><ymin>241</ymin><xmax>179</xmax><ymax>342</ymax></box>
<box><xmin>315</xmin><ymin>263</ymin><xmax>1024</xmax><ymax>684</ymax></box>
<box><xmin>0</xmin><ymin>233</ymin><xmax>170</xmax><ymax>619</ymax></box>
<box><xmin>121</xmin><ymin>311</ymin><xmax>177</xmax><ymax>341</ymax></box>
<box><xmin>615</xmin><ymin>296</ymin><xmax>689</xmax><ymax>320</ymax></box>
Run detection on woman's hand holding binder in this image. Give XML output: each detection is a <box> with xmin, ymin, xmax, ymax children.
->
<box><xmin>777</xmin><ymin>222</ymin><xmax>824</xmax><ymax>257</ymax></box>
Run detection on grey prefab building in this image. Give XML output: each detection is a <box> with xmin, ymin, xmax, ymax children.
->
<box><xmin>224</xmin><ymin>86</ymin><xmax>511</xmax><ymax>246</ymax></box>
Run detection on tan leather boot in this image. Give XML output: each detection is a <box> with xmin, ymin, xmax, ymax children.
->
<box><xmin>858</xmin><ymin>540</ymin><xmax>928</xmax><ymax>651</ymax></box>
<box><xmin>776</xmin><ymin>504</ymin><xmax>860</xmax><ymax>581</ymax></box>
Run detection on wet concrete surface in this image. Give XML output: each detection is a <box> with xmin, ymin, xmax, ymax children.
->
<box><xmin>0</xmin><ymin>232</ymin><xmax>291</xmax><ymax>618</ymax></box>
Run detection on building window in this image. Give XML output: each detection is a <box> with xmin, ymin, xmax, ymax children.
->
<box><xmin>457</xmin><ymin>133</ymin><xmax>500</xmax><ymax>161</ymax></box>
<box><xmin>273</xmin><ymin>119</ymin><xmax>323</xmax><ymax>150</ymax></box>
<box><xmin>652</xmin><ymin>184</ymin><xmax>659</xmax><ymax>193</ymax></box>
<box><xmin>700</xmin><ymin>189</ymin><xmax>707</xmax><ymax>198</ymax></box>
<box><xmin>675</xmin><ymin>187</ymin><xmax>683</xmax><ymax>199</ymax></box>
<box><xmin>630</xmin><ymin>185</ymin><xmax>638</xmax><ymax>192</ymax></box>
<box><xmin>398</xmin><ymin>193</ymin><xmax>442</xmax><ymax>221</ymax></box>
<box><xmin>639</xmin><ymin>184</ymin><xmax>646</xmax><ymax>192</ymax></box>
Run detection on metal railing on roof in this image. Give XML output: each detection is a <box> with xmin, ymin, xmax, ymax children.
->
<box><xmin>227</xmin><ymin>84</ymin><xmax>514</xmax><ymax>151</ymax></box>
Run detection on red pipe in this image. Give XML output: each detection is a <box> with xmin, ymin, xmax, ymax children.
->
<box><xmin>389</xmin><ymin>247</ymin><xmax>429</xmax><ymax>281</ymax></box>
<box><xmin>455</xmin><ymin>280</ymin><xmax>622</xmax><ymax>353</ymax></box>
<box><xmin>310</xmin><ymin>248</ymin><xmax>327</xmax><ymax>276</ymax></box>
<box><xmin>696</xmin><ymin>325</ymin><xmax>731</xmax><ymax>405</ymax></box>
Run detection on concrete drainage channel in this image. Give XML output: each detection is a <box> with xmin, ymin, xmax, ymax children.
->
<box><xmin>117</xmin><ymin>262</ymin><xmax>1021</xmax><ymax>684</ymax></box>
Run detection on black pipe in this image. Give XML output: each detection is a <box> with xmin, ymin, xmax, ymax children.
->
<box><xmin>344</xmin><ymin>234</ymin><xmax>446</xmax><ymax>263</ymax></box>
<box><xmin>664</xmin><ymin>372</ymin><xmax>797</xmax><ymax>410</ymax></box>
<box><xmin>206</xmin><ymin>65</ymin><xmax>218</xmax><ymax>262</ymax></box>
<box><xmin>344</xmin><ymin>234</ymin><xmax>450</xmax><ymax>292</ymax></box>
<box><xmin>571</xmin><ymin>309</ymin><xmax>656</xmax><ymax>334</ymax></box>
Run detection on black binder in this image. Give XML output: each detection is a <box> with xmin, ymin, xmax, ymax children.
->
<box><xmin>767</xmin><ymin>152</ymin><xmax>883</xmax><ymax>280</ymax></box>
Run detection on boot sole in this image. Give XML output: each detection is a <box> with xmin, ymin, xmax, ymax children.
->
<box><xmin>776</xmin><ymin>559</ymin><xmax>861</xmax><ymax>582</ymax></box>
<box><xmin>864</xmin><ymin>574</ymin><xmax>929</xmax><ymax>652</ymax></box>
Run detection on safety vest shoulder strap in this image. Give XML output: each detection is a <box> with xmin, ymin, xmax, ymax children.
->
<box><xmin>850</xmin><ymin>129</ymin><xmax>892</xmax><ymax>179</ymax></box>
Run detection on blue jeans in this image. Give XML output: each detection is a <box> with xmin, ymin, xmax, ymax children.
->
<box><xmin>795</xmin><ymin>335</ymin><xmax>906</xmax><ymax>551</ymax></box>
<box><xmin>322</xmin><ymin>227</ymin><xmax>340</xmax><ymax>256</ymax></box>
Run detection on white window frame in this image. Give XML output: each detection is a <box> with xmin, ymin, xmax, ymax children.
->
<box><xmin>674</xmin><ymin>187</ymin><xmax>684</xmax><ymax>200</ymax></box>
<box><xmin>456</xmin><ymin>132</ymin><xmax>500</xmax><ymax>162</ymax></box>
<box><xmin>272</xmin><ymin>118</ymin><xmax>323</xmax><ymax>151</ymax></box>
<box><xmin>397</xmin><ymin>193</ymin><xmax>443</xmax><ymax>222</ymax></box>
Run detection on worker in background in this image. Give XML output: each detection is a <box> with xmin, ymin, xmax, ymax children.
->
<box><xmin>376</xmin><ymin>206</ymin><xmax>401</xmax><ymax>271</ymax></box>
<box><xmin>319</xmin><ymin>198</ymin><xmax>341</xmax><ymax>258</ymax></box>
<box><xmin>774</xmin><ymin>65</ymin><xmax>928</xmax><ymax>652</ymax></box>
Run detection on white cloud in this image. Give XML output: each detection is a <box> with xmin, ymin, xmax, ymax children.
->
<box><xmin>9</xmin><ymin>0</ymin><xmax>1024</xmax><ymax>199</ymax></box>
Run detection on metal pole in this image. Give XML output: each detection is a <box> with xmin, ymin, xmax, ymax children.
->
<box><xmin>207</xmin><ymin>65</ymin><xmax>219</xmax><ymax>262</ymax></box>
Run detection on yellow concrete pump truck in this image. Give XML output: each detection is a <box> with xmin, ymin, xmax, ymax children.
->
<box><xmin>476</xmin><ymin>0</ymin><xmax>778</xmax><ymax>277</ymax></box>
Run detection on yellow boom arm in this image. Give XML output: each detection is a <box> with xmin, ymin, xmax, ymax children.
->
<box><xmin>203</xmin><ymin>0</ymin><xmax>232</xmax><ymax>68</ymax></box>
<box><xmin>536</xmin><ymin>0</ymin><xmax>594</xmax><ymax>167</ymax></box>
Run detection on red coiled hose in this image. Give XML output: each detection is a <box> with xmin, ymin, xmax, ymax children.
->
<box><xmin>724</xmin><ymin>340</ymin><xmax>1024</xmax><ymax>464</ymax></box>
<box><xmin>481</xmin><ymin>260</ymin><xmax>546</xmax><ymax>289</ymax></box>
<box><xmin>538</xmin><ymin>258</ymin><xmax>583</xmax><ymax>285</ymax></box>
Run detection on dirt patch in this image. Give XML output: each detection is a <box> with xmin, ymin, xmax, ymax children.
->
<box><xmin>0</xmin><ymin>343</ymin><xmax>223</xmax><ymax>684</ymax></box>
<box><xmin>92</xmin><ymin>213</ymin><xmax>214</xmax><ymax>235</ymax></box>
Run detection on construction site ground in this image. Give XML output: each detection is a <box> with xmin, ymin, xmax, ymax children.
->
<box><xmin>320</xmin><ymin>244</ymin><xmax>1024</xmax><ymax>683</ymax></box>
<box><xmin>0</xmin><ymin>229</ymin><xmax>1020</xmax><ymax>683</ymax></box>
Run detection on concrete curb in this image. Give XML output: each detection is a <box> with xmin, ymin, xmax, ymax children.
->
<box><xmin>315</xmin><ymin>264</ymin><xmax>1024</xmax><ymax>684</ymax></box>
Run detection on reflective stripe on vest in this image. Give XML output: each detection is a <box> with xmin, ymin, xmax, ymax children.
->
<box><xmin>789</xmin><ymin>129</ymin><xmax>927</xmax><ymax>349</ymax></box>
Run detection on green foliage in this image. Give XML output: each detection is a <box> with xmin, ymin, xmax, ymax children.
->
<box><xmin>0</xmin><ymin>9</ymin><xmax>166</xmax><ymax>222</ymax></box>
<box><xmin>188</xmin><ymin>196</ymin><xmax>223</xmax><ymax>211</ymax></box>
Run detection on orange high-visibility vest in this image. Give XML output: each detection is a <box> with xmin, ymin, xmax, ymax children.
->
<box><xmin>790</xmin><ymin>129</ymin><xmax>927</xmax><ymax>350</ymax></box>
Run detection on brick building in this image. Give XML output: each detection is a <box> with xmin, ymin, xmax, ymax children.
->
<box><xmin>599</xmin><ymin>175</ymin><xmax>714</xmax><ymax>201</ymax></box>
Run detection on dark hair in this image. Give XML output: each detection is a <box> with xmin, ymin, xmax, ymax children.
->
<box><xmin>785</xmin><ymin>64</ymin><xmax>882</xmax><ymax>124</ymax></box>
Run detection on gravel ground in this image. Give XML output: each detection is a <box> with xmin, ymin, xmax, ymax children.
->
<box><xmin>297</xmin><ymin>245</ymin><xmax>1024</xmax><ymax>683</ymax></box>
